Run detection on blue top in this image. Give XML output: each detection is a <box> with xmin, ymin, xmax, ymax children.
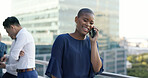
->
<box><xmin>45</xmin><ymin>34</ymin><xmax>104</xmax><ymax>78</ymax></box>
<box><xmin>0</xmin><ymin>42</ymin><xmax>7</xmax><ymax>58</ymax></box>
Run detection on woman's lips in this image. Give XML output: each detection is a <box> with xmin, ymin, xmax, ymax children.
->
<box><xmin>82</xmin><ymin>26</ymin><xmax>89</xmax><ymax>32</ymax></box>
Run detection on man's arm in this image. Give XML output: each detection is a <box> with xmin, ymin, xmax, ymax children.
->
<box><xmin>0</xmin><ymin>62</ymin><xmax>6</xmax><ymax>68</ymax></box>
<box><xmin>11</xmin><ymin>34</ymin><xmax>27</xmax><ymax>60</ymax></box>
<box><xmin>0</xmin><ymin>62</ymin><xmax>17</xmax><ymax>72</ymax></box>
<box><xmin>1</xmin><ymin>56</ymin><xmax>8</xmax><ymax>62</ymax></box>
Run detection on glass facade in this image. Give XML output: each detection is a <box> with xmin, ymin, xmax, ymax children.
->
<box><xmin>16</xmin><ymin>9</ymin><xmax>59</xmax><ymax>44</ymax></box>
<box><xmin>11</xmin><ymin>0</ymin><xmax>59</xmax><ymax>44</ymax></box>
<box><xmin>95</xmin><ymin>0</ymin><xmax>119</xmax><ymax>42</ymax></box>
<box><xmin>11</xmin><ymin>0</ymin><xmax>97</xmax><ymax>44</ymax></box>
<box><xmin>11</xmin><ymin>0</ymin><xmax>119</xmax><ymax>44</ymax></box>
<box><xmin>100</xmin><ymin>48</ymin><xmax>127</xmax><ymax>75</ymax></box>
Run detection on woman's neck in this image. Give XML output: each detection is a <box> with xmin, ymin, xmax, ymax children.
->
<box><xmin>70</xmin><ymin>31</ymin><xmax>86</xmax><ymax>40</ymax></box>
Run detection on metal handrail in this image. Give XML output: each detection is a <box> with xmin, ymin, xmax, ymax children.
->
<box><xmin>35</xmin><ymin>60</ymin><xmax>138</xmax><ymax>78</ymax></box>
<box><xmin>36</xmin><ymin>59</ymin><xmax>48</xmax><ymax>65</ymax></box>
<box><xmin>100</xmin><ymin>72</ymin><xmax>138</xmax><ymax>78</ymax></box>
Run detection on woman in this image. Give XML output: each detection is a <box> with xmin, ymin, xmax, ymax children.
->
<box><xmin>45</xmin><ymin>8</ymin><xmax>104</xmax><ymax>78</ymax></box>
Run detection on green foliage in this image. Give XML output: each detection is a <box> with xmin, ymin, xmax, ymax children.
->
<box><xmin>127</xmin><ymin>63</ymin><xmax>148</xmax><ymax>78</ymax></box>
<box><xmin>127</xmin><ymin>55</ymin><xmax>138</xmax><ymax>63</ymax></box>
<box><xmin>127</xmin><ymin>53</ymin><xmax>148</xmax><ymax>78</ymax></box>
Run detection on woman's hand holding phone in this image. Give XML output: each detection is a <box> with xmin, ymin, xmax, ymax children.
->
<box><xmin>89</xmin><ymin>27</ymin><xmax>96</xmax><ymax>38</ymax></box>
<box><xmin>89</xmin><ymin>26</ymin><xmax>99</xmax><ymax>42</ymax></box>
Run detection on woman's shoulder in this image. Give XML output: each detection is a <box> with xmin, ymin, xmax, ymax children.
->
<box><xmin>56</xmin><ymin>33</ymin><xmax>70</xmax><ymax>40</ymax></box>
<box><xmin>58</xmin><ymin>33</ymin><xmax>68</xmax><ymax>37</ymax></box>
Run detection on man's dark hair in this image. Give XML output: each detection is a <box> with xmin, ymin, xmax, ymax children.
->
<box><xmin>77</xmin><ymin>8</ymin><xmax>94</xmax><ymax>18</ymax></box>
<box><xmin>3</xmin><ymin>16</ymin><xmax>20</xmax><ymax>28</ymax></box>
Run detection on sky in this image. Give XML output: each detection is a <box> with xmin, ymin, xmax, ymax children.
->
<box><xmin>0</xmin><ymin>0</ymin><xmax>148</xmax><ymax>40</ymax></box>
<box><xmin>120</xmin><ymin>0</ymin><xmax>148</xmax><ymax>39</ymax></box>
<box><xmin>0</xmin><ymin>0</ymin><xmax>11</xmax><ymax>36</ymax></box>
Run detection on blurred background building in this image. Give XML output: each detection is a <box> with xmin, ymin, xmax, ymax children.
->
<box><xmin>95</xmin><ymin>0</ymin><xmax>119</xmax><ymax>42</ymax></box>
<box><xmin>100</xmin><ymin>48</ymin><xmax>127</xmax><ymax>74</ymax></box>
<box><xmin>3</xmin><ymin>0</ymin><xmax>119</xmax><ymax>44</ymax></box>
<box><xmin>10</xmin><ymin>0</ymin><xmax>97</xmax><ymax>44</ymax></box>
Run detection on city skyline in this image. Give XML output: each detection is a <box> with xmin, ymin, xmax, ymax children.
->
<box><xmin>0</xmin><ymin>0</ymin><xmax>148</xmax><ymax>40</ymax></box>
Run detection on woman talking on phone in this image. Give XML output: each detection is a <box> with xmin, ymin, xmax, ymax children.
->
<box><xmin>45</xmin><ymin>8</ymin><xmax>104</xmax><ymax>78</ymax></box>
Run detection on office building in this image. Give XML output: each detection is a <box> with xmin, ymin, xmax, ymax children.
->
<box><xmin>10</xmin><ymin>0</ymin><xmax>119</xmax><ymax>44</ymax></box>
<box><xmin>95</xmin><ymin>0</ymin><xmax>119</xmax><ymax>42</ymax></box>
<box><xmin>11</xmin><ymin>0</ymin><xmax>97</xmax><ymax>44</ymax></box>
<box><xmin>100</xmin><ymin>48</ymin><xmax>127</xmax><ymax>75</ymax></box>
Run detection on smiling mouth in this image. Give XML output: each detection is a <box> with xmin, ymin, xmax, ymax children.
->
<box><xmin>82</xmin><ymin>26</ymin><xmax>89</xmax><ymax>32</ymax></box>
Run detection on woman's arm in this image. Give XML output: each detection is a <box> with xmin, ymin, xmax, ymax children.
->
<box><xmin>45</xmin><ymin>35</ymin><xmax>65</xmax><ymax>78</ymax></box>
<box><xmin>90</xmin><ymin>27</ymin><xmax>102</xmax><ymax>73</ymax></box>
<box><xmin>90</xmin><ymin>41</ymin><xmax>102</xmax><ymax>73</ymax></box>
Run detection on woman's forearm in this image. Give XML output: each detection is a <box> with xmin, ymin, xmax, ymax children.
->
<box><xmin>91</xmin><ymin>41</ymin><xmax>102</xmax><ymax>72</ymax></box>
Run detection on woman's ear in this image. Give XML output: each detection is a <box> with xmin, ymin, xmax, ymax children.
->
<box><xmin>75</xmin><ymin>16</ymin><xmax>78</xmax><ymax>23</ymax></box>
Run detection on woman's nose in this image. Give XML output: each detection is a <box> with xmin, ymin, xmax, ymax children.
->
<box><xmin>86</xmin><ymin>22</ymin><xmax>91</xmax><ymax>27</ymax></box>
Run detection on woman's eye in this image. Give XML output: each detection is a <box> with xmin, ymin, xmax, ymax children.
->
<box><xmin>90</xmin><ymin>23</ymin><xmax>93</xmax><ymax>25</ymax></box>
<box><xmin>84</xmin><ymin>19</ymin><xmax>87</xmax><ymax>22</ymax></box>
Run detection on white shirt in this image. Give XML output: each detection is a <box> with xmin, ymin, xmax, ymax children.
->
<box><xmin>6</xmin><ymin>40</ymin><xmax>18</xmax><ymax>76</ymax></box>
<box><xmin>6</xmin><ymin>28</ymin><xmax>35</xmax><ymax>75</ymax></box>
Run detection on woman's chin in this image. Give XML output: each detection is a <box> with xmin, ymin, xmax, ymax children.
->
<box><xmin>82</xmin><ymin>31</ymin><xmax>88</xmax><ymax>36</ymax></box>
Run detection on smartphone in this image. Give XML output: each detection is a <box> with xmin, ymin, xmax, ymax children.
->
<box><xmin>89</xmin><ymin>28</ymin><xmax>96</xmax><ymax>38</ymax></box>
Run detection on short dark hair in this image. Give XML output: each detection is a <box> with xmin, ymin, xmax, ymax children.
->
<box><xmin>3</xmin><ymin>16</ymin><xmax>20</xmax><ymax>28</ymax></box>
<box><xmin>77</xmin><ymin>8</ymin><xmax>94</xmax><ymax>18</ymax></box>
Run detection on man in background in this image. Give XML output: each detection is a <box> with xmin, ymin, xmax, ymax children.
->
<box><xmin>0</xmin><ymin>16</ymin><xmax>38</xmax><ymax>78</ymax></box>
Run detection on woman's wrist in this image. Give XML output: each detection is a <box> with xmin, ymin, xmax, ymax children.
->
<box><xmin>91</xmin><ymin>41</ymin><xmax>97</xmax><ymax>46</ymax></box>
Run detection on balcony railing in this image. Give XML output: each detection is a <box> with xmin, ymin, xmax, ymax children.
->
<box><xmin>35</xmin><ymin>60</ymin><xmax>138</xmax><ymax>78</ymax></box>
